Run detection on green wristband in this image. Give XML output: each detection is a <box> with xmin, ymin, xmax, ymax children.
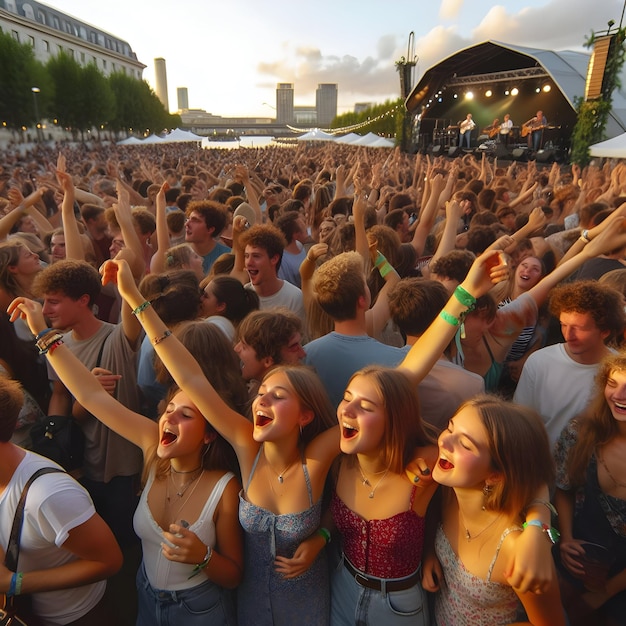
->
<box><xmin>132</xmin><ymin>300</ymin><xmax>151</xmax><ymax>316</ymax></box>
<box><xmin>375</xmin><ymin>251</ymin><xmax>387</xmax><ymax>268</ymax></box>
<box><xmin>379</xmin><ymin>261</ymin><xmax>394</xmax><ymax>278</ymax></box>
<box><xmin>439</xmin><ymin>310</ymin><xmax>460</xmax><ymax>326</ymax></box>
<box><xmin>454</xmin><ymin>285</ymin><xmax>476</xmax><ymax>308</ymax></box>
<box><xmin>317</xmin><ymin>527</ymin><xmax>331</xmax><ymax>544</ymax></box>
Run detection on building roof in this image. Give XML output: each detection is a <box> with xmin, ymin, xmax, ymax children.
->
<box><xmin>406</xmin><ymin>40</ymin><xmax>626</xmax><ymax>138</ymax></box>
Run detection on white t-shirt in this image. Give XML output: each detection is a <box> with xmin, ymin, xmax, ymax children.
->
<box><xmin>0</xmin><ymin>452</ymin><xmax>104</xmax><ymax>624</ymax></box>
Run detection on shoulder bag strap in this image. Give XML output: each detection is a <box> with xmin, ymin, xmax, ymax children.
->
<box><xmin>4</xmin><ymin>468</ymin><xmax>65</xmax><ymax>571</ymax></box>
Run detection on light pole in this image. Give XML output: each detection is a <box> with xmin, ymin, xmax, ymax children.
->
<box><xmin>31</xmin><ymin>87</ymin><xmax>42</xmax><ymax>143</ymax></box>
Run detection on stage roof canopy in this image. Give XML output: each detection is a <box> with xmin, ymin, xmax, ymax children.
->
<box><xmin>406</xmin><ymin>40</ymin><xmax>626</xmax><ymax>139</ymax></box>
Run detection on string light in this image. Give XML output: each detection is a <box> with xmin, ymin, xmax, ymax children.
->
<box><xmin>287</xmin><ymin>103</ymin><xmax>404</xmax><ymax>135</ymax></box>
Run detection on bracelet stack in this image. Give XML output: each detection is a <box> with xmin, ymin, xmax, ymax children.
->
<box><xmin>35</xmin><ymin>330</ymin><xmax>64</xmax><ymax>355</ymax></box>
<box><xmin>7</xmin><ymin>572</ymin><xmax>23</xmax><ymax>597</ymax></box>
<box><xmin>188</xmin><ymin>547</ymin><xmax>213</xmax><ymax>579</ymax></box>
<box><xmin>132</xmin><ymin>300</ymin><xmax>151</xmax><ymax>316</ymax></box>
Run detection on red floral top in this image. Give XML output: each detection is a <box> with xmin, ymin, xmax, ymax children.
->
<box><xmin>331</xmin><ymin>487</ymin><xmax>425</xmax><ymax>578</ymax></box>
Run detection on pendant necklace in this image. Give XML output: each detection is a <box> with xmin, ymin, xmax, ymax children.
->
<box><xmin>168</xmin><ymin>466</ymin><xmax>203</xmax><ymax>499</ymax></box>
<box><xmin>164</xmin><ymin>469</ymin><xmax>204</xmax><ymax>525</ymax></box>
<box><xmin>357</xmin><ymin>463</ymin><xmax>390</xmax><ymax>498</ymax></box>
<box><xmin>460</xmin><ymin>510</ymin><xmax>502</xmax><ymax>542</ymax></box>
<box><xmin>263</xmin><ymin>444</ymin><xmax>298</xmax><ymax>485</ymax></box>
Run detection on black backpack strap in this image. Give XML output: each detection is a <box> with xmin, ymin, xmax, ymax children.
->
<box><xmin>4</xmin><ymin>467</ymin><xmax>65</xmax><ymax>571</ymax></box>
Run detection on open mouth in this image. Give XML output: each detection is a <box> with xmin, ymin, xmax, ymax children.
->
<box><xmin>342</xmin><ymin>422</ymin><xmax>358</xmax><ymax>439</ymax></box>
<box><xmin>161</xmin><ymin>429</ymin><xmax>177</xmax><ymax>445</ymax></box>
<box><xmin>438</xmin><ymin>458</ymin><xmax>454</xmax><ymax>470</ymax></box>
<box><xmin>255</xmin><ymin>412</ymin><xmax>273</xmax><ymax>427</ymax></box>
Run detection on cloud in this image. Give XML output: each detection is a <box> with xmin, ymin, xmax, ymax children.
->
<box><xmin>439</xmin><ymin>0</ymin><xmax>464</xmax><ymax>20</ymax></box>
<box><xmin>256</xmin><ymin>36</ymin><xmax>403</xmax><ymax>106</ymax></box>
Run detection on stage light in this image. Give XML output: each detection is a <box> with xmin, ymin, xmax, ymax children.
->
<box><xmin>542</xmin><ymin>84</ymin><xmax>551</xmax><ymax>93</ymax></box>
<box><xmin>453</xmin><ymin>93</ymin><xmax>458</xmax><ymax>99</ymax></box>
<box><xmin>511</xmin><ymin>87</ymin><xmax>519</xmax><ymax>96</ymax></box>
<box><xmin>504</xmin><ymin>89</ymin><xmax>510</xmax><ymax>96</ymax></box>
<box><xmin>485</xmin><ymin>89</ymin><xmax>492</xmax><ymax>97</ymax></box>
<box><xmin>535</xmin><ymin>87</ymin><xmax>541</xmax><ymax>93</ymax></box>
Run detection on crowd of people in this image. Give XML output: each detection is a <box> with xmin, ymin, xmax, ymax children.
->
<box><xmin>1</xmin><ymin>138</ymin><xmax>626</xmax><ymax>626</ymax></box>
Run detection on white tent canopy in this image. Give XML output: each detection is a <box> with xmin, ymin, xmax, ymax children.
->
<box><xmin>164</xmin><ymin>128</ymin><xmax>203</xmax><ymax>142</ymax></box>
<box><xmin>334</xmin><ymin>133</ymin><xmax>361</xmax><ymax>144</ymax></box>
<box><xmin>351</xmin><ymin>132</ymin><xmax>381</xmax><ymax>146</ymax></box>
<box><xmin>297</xmin><ymin>128</ymin><xmax>335</xmax><ymax>141</ymax></box>
<box><xmin>142</xmin><ymin>134</ymin><xmax>164</xmax><ymax>144</ymax></box>
<box><xmin>589</xmin><ymin>133</ymin><xmax>626</xmax><ymax>158</ymax></box>
<box><xmin>117</xmin><ymin>136</ymin><xmax>142</xmax><ymax>145</ymax></box>
<box><xmin>369</xmin><ymin>137</ymin><xmax>395</xmax><ymax>148</ymax></box>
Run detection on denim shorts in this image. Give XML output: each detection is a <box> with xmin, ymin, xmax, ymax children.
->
<box><xmin>330</xmin><ymin>556</ymin><xmax>429</xmax><ymax>626</ymax></box>
<box><xmin>136</xmin><ymin>563</ymin><xmax>236</xmax><ymax>626</ymax></box>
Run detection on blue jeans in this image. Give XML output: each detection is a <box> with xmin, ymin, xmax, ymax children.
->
<box><xmin>136</xmin><ymin>563</ymin><xmax>236</xmax><ymax>626</ymax></box>
<box><xmin>330</xmin><ymin>557</ymin><xmax>429</xmax><ymax>626</ymax></box>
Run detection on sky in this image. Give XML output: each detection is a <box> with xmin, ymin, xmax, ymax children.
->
<box><xmin>41</xmin><ymin>0</ymin><xmax>624</xmax><ymax>118</ymax></box>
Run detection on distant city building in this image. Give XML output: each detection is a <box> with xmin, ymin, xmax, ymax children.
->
<box><xmin>316</xmin><ymin>83</ymin><xmax>338</xmax><ymax>127</ymax></box>
<box><xmin>276</xmin><ymin>83</ymin><xmax>294</xmax><ymax>124</ymax></box>
<box><xmin>354</xmin><ymin>102</ymin><xmax>374</xmax><ymax>114</ymax></box>
<box><xmin>0</xmin><ymin>0</ymin><xmax>145</xmax><ymax>78</ymax></box>
<box><xmin>154</xmin><ymin>57</ymin><xmax>168</xmax><ymax>112</ymax></box>
<box><xmin>177</xmin><ymin>87</ymin><xmax>189</xmax><ymax>111</ymax></box>
<box><xmin>294</xmin><ymin>106</ymin><xmax>317</xmax><ymax>125</ymax></box>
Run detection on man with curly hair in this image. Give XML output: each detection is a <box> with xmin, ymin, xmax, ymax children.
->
<box><xmin>514</xmin><ymin>280</ymin><xmax>626</xmax><ymax>447</ymax></box>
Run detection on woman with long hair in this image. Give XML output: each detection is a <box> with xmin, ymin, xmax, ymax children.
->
<box><xmin>424</xmin><ymin>396</ymin><xmax>565</xmax><ymax>625</ymax></box>
<box><xmin>553</xmin><ymin>353</ymin><xmax>626</xmax><ymax>626</ymax></box>
<box><xmin>8</xmin><ymin>299</ymin><xmax>243</xmax><ymax>626</ymax></box>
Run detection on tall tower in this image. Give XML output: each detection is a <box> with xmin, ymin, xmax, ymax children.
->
<box><xmin>177</xmin><ymin>87</ymin><xmax>189</xmax><ymax>111</ymax></box>
<box><xmin>276</xmin><ymin>83</ymin><xmax>294</xmax><ymax>124</ymax></box>
<box><xmin>154</xmin><ymin>57</ymin><xmax>169</xmax><ymax>112</ymax></box>
<box><xmin>316</xmin><ymin>84</ymin><xmax>338</xmax><ymax>127</ymax></box>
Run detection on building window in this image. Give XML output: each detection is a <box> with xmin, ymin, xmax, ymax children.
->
<box><xmin>37</xmin><ymin>10</ymin><xmax>46</xmax><ymax>25</ymax></box>
<box><xmin>53</xmin><ymin>16</ymin><xmax>60</xmax><ymax>30</ymax></box>
<box><xmin>102</xmin><ymin>59</ymin><xmax>107</xmax><ymax>69</ymax></box>
<box><xmin>11</xmin><ymin>30</ymin><xmax>19</xmax><ymax>42</ymax></box>
<box><xmin>81</xmin><ymin>51</ymin><xmax>85</xmax><ymax>62</ymax></box>
<box><xmin>23</xmin><ymin>3</ymin><xmax>35</xmax><ymax>19</ymax></box>
<box><xmin>5</xmin><ymin>0</ymin><xmax>17</xmax><ymax>13</ymax></box>
<box><xmin>68</xmin><ymin>48</ymin><xmax>74</xmax><ymax>58</ymax></box>
<box><xmin>43</xmin><ymin>40</ymin><xmax>49</xmax><ymax>52</ymax></box>
<box><xmin>27</xmin><ymin>35</ymin><xmax>34</xmax><ymax>47</ymax></box>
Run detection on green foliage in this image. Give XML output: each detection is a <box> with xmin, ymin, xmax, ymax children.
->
<box><xmin>0</xmin><ymin>30</ymin><xmax>51</xmax><ymax>128</ymax></box>
<box><xmin>0</xmin><ymin>30</ymin><xmax>174</xmax><ymax>138</ymax></box>
<box><xmin>571</xmin><ymin>26</ymin><xmax>626</xmax><ymax>166</ymax></box>
<box><xmin>330</xmin><ymin>99</ymin><xmax>402</xmax><ymax>143</ymax></box>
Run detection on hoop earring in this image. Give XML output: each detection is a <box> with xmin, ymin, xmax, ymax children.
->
<box><xmin>482</xmin><ymin>483</ymin><xmax>492</xmax><ymax>510</ymax></box>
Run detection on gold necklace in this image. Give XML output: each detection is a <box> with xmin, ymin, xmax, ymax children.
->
<box><xmin>165</xmin><ymin>469</ymin><xmax>204</xmax><ymax>525</ymax></box>
<box><xmin>265</xmin><ymin>447</ymin><xmax>300</xmax><ymax>483</ymax></box>
<box><xmin>460</xmin><ymin>510</ymin><xmax>503</xmax><ymax>542</ymax></box>
<box><xmin>168</xmin><ymin>467</ymin><xmax>203</xmax><ymax>499</ymax></box>
<box><xmin>357</xmin><ymin>463</ymin><xmax>390</xmax><ymax>498</ymax></box>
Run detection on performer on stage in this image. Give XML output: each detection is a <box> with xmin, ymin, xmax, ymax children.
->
<box><xmin>499</xmin><ymin>113</ymin><xmax>513</xmax><ymax>146</ymax></box>
<box><xmin>459</xmin><ymin>113</ymin><xmax>475</xmax><ymax>149</ymax></box>
<box><xmin>523</xmin><ymin>110</ymin><xmax>547</xmax><ymax>151</ymax></box>
<box><xmin>483</xmin><ymin>117</ymin><xmax>500</xmax><ymax>139</ymax></box>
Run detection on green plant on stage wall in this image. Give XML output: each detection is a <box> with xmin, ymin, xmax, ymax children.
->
<box><xmin>570</xmin><ymin>26</ymin><xmax>626</xmax><ymax>166</ymax></box>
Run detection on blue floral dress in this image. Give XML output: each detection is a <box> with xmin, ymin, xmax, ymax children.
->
<box><xmin>237</xmin><ymin>449</ymin><xmax>329</xmax><ymax>625</ymax></box>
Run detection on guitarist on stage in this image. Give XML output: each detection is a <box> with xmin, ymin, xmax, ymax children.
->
<box><xmin>459</xmin><ymin>113</ymin><xmax>475</xmax><ymax>149</ymax></box>
<box><xmin>483</xmin><ymin>118</ymin><xmax>500</xmax><ymax>139</ymax></box>
<box><xmin>522</xmin><ymin>110</ymin><xmax>547</xmax><ymax>151</ymax></box>
<box><xmin>499</xmin><ymin>113</ymin><xmax>513</xmax><ymax>146</ymax></box>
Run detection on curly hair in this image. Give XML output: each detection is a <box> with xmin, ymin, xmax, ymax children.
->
<box><xmin>186</xmin><ymin>200</ymin><xmax>228</xmax><ymax>237</ymax></box>
<box><xmin>239</xmin><ymin>224</ymin><xmax>286</xmax><ymax>270</ymax></box>
<box><xmin>33</xmin><ymin>259</ymin><xmax>101</xmax><ymax>306</ymax></box>
<box><xmin>548</xmin><ymin>281</ymin><xmax>626</xmax><ymax>343</ymax></box>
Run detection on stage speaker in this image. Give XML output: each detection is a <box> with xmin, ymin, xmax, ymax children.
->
<box><xmin>495</xmin><ymin>143</ymin><xmax>510</xmax><ymax>159</ymax></box>
<box><xmin>535</xmin><ymin>149</ymin><xmax>555</xmax><ymax>163</ymax></box>
<box><xmin>448</xmin><ymin>146</ymin><xmax>461</xmax><ymax>158</ymax></box>
<box><xmin>511</xmin><ymin>148</ymin><xmax>527</xmax><ymax>162</ymax></box>
<box><xmin>431</xmin><ymin>145</ymin><xmax>442</xmax><ymax>156</ymax></box>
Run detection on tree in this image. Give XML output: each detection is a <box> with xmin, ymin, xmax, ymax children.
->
<box><xmin>330</xmin><ymin>99</ymin><xmax>402</xmax><ymax>141</ymax></box>
<box><xmin>76</xmin><ymin>63</ymin><xmax>115</xmax><ymax>139</ymax></box>
<box><xmin>46</xmin><ymin>51</ymin><xmax>82</xmax><ymax>133</ymax></box>
<box><xmin>0</xmin><ymin>31</ymin><xmax>49</xmax><ymax>129</ymax></box>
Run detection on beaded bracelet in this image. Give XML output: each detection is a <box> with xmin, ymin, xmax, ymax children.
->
<box><xmin>439</xmin><ymin>310</ymin><xmax>460</xmax><ymax>326</ymax></box>
<box><xmin>317</xmin><ymin>527</ymin><xmax>331</xmax><ymax>545</ymax></box>
<box><xmin>132</xmin><ymin>300</ymin><xmax>151</xmax><ymax>316</ymax></box>
<box><xmin>47</xmin><ymin>339</ymin><xmax>64</xmax><ymax>356</ymax></box>
<box><xmin>153</xmin><ymin>329</ymin><xmax>172</xmax><ymax>345</ymax></box>
<box><xmin>453</xmin><ymin>285</ymin><xmax>476</xmax><ymax>308</ymax></box>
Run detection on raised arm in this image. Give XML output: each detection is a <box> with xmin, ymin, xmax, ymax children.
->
<box><xmin>57</xmin><ymin>163</ymin><xmax>85</xmax><ymax>261</ymax></box>
<box><xmin>7</xmin><ymin>297</ymin><xmax>156</xmax><ymax>454</ymax></box>
<box><xmin>103</xmin><ymin>259</ymin><xmax>256</xmax><ymax>463</ymax></box>
<box><xmin>149</xmin><ymin>182</ymin><xmax>171</xmax><ymax>275</ymax></box>
<box><xmin>397</xmin><ymin>250</ymin><xmax>507</xmax><ymax>384</ymax></box>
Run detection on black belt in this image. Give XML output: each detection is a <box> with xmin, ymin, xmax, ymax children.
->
<box><xmin>343</xmin><ymin>559</ymin><xmax>420</xmax><ymax>592</ymax></box>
